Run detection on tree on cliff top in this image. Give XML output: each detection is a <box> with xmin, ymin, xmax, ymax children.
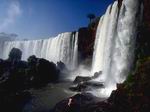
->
<box><xmin>87</xmin><ymin>13</ymin><xmax>96</xmax><ymax>23</ymax></box>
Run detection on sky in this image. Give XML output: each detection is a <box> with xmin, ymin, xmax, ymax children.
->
<box><xmin>0</xmin><ymin>0</ymin><xmax>114</xmax><ymax>39</ymax></box>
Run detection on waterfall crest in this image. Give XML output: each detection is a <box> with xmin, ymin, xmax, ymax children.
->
<box><xmin>1</xmin><ymin>32</ymin><xmax>78</xmax><ymax>70</ymax></box>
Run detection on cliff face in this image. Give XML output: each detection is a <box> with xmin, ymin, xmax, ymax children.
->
<box><xmin>143</xmin><ymin>0</ymin><xmax>150</xmax><ymax>29</ymax></box>
<box><xmin>107</xmin><ymin>57</ymin><xmax>150</xmax><ymax>112</ymax></box>
<box><xmin>78</xmin><ymin>18</ymin><xmax>99</xmax><ymax>63</ymax></box>
<box><xmin>77</xmin><ymin>0</ymin><xmax>150</xmax><ymax>65</ymax></box>
<box><xmin>135</xmin><ymin>0</ymin><xmax>150</xmax><ymax>62</ymax></box>
<box><xmin>117</xmin><ymin>0</ymin><xmax>123</xmax><ymax>9</ymax></box>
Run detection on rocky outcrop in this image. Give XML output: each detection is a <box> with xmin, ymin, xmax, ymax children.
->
<box><xmin>52</xmin><ymin>57</ymin><xmax>150</xmax><ymax>112</ymax></box>
<box><xmin>117</xmin><ymin>0</ymin><xmax>123</xmax><ymax>9</ymax></box>
<box><xmin>143</xmin><ymin>0</ymin><xmax>150</xmax><ymax>29</ymax></box>
<box><xmin>69</xmin><ymin>71</ymin><xmax>103</xmax><ymax>92</ymax></box>
<box><xmin>78</xmin><ymin>18</ymin><xmax>99</xmax><ymax>63</ymax></box>
<box><xmin>134</xmin><ymin>0</ymin><xmax>150</xmax><ymax>69</ymax></box>
<box><xmin>69</xmin><ymin>81</ymin><xmax>104</xmax><ymax>92</ymax></box>
<box><xmin>107</xmin><ymin>57</ymin><xmax>150</xmax><ymax>112</ymax></box>
<box><xmin>8</xmin><ymin>48</ymin><xmax>22</xmax><ymax>61</ymax></box>
<box><xmin>0</xmin><ymin>48</ymin><xmax>63</xmax><ymax>112</ymax></box>
<box><xmin>30</xmin><ymin>57</ymin><xmax>60</xmax><ymax>88</ymax></box>
<box><xmin>52</xmin><ymin>93</ymin><xmax>101</xmax><ymax>112</ymax></box>
<box><xmin>73</xmin><ymin>71</ymin><xmax>102</xmax><ymax>84</ymax></box>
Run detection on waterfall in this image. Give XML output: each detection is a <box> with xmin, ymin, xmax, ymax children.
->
<box><xmin>91</xmin><ymin>0</ymin><xmax>140</xmax><ymax>97</ymax></box>
<box><xmin>0</xmin><ymin>0</ymin><xmax>141</xmax><ymax>98</ymax></box>
<box><xmin>0</xmin><ymin>36</ymin><xmax>14</xmax><ymax>58</ymax></box>
<box><xmin>1</xmin><ymin>32</ymin><xmax>78</xmax><ymax>70</ymax></box>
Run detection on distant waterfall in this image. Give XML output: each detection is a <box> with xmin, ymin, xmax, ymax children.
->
<box><xmin>91</xmin><ymin>0</ymin><xmax>140</xmax><ymax>96</ymax></box>
<box><xmin>2</xmin><ymin>32</ymin><xmax>78</xmax><ymax>70</ymax></box>
<box><xmin>0</xmin><ymin>41</ymin><xmax>4</xmax><ymax>58</ymax></box>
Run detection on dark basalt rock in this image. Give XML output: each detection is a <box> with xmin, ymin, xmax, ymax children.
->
<box><xmin>57</xmin><ymin>61</ymin><xmax>67</xmax><ymax>71</ymax></box>
<box><xmin>84</xmin><ymin>81</ymin><xmax>104</xmax><ymax>88</ymax></box>
<box><xmin>73</xmin><ymin>76</ymin><xmax>92</xmax><ymax>84</ymax></box>
<box><xmin>104</xmin><ymin>58</ymin><xmax>150</xmax><ymax>112</ymax></box>
<box><xmin>92</xmin><ymin>71</ymin><xmax>102</xmax><ymax>79</ymax></box>
<box><xmin>73</xmin><ymin>71</ymin><xmax>102</xmax><ymax>84</ymax></box>
<box><xmin>52</xmin><ymin>93</ymin><xmax>100</xmax><ymax>112</ymax></box>
<box><xmin>69</xmin><ymin>83</ymin><xmax>87</xmax><ymax>92</ymax></box>
<box><xmin>69</xmin><ymin>81</ymin><xmax>104</xmax><ymax>92</ymax></box>
<box><xmin>27</xmin><ymin>55</ymin><xmax>37</xmax><ymax>66</ymax></box>
<box><xmin>57</xmin><ymin>61</ymin><xmax>69</xmax><ymax>79</ymax></box>
<box><xmin>32</xmin><ymin>58</ymin><xmax>60</xmax><ymax>88</ymax></box>
<box><xmin>135</xmin><ymin>0</ymin><xmax>150</xmax><ymax>59</ymax></box>
<box><xmin>53</xmin><ymin>58</ymin><xmax>150</xmax><ymax>112</ymax></box>
<box><xmin>8</xmin><ymin>48</ymin><xmax>22</xmax><ymax>62</ymax></box>
<box><xmin>118</xmin><ymin>0</ymin><xmax>123</xmax><ymax>9</ymax></box>
<box><xmin>71</xmin><ymin>71</ymin><xmax>103</xmax><ymax>92</ymax></box>
<box><xmin>25</xmin><ymin>55</ymin><xmax>61</xmax><ymax>88</ymax></box>
<box><xmin>0</xmin><ymin>48</ymin><xmax>63</xmax><ymax>112</ymax></box>
<box><xmin>0</xmin><ymin>91</ymin><xmax>31</xmax><ymax>112</ymax></box>
<box><xmin>78</xmin><ymin>17</ymin><xmax>99</xmax><ymax>63</ymax></box>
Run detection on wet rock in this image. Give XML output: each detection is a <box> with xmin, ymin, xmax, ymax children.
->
<box><xmin>8</xmin><ymin>48</ymin><xmax>22</xmax><ymax>62</ymax></box>
<box><xmin>92</xmin><ymin>71</ymin><xmax>102</xmax><ymax>79</ymax></box>
<box><xmin>27</xmin><ymin>55</ymin><xmax>38</xmax><ymax>67</ymax></box>
<box><xmin>0</xmin><ymin>91</ymin><xmax>31</xmax><ymax>112</ymax></box>
<box><xmin>0</xmin><ymin>48</ymin><xmax>64</xmax><ymax>112</ymax></box>
<box><xmin>57</xmin><ymin>61</ymin><xmax>67</xmax><ymax>71</ymax></box>
<box><xmin>0</xmin><ymin>59</ymin><xmax>4</xmax><ymax>76</ymax></box>
<box><xmin>52</xmin><ymin>93</ymin><xmax>99</xmax><ymax>112</ymax></box>
<box><xmin>69</xmin><ymin>81</ymin><xmax>104</xmax><ymax>92</ymax></box>
<box><xmin>73</xmin><ymin>76</ymin><xmax>92</xmax><ymax>84</ymax></box>
<box><xmin>57</xmin><ymin>61</ymin><xmax>70</xmax><ymax>80</ymax></box>
<box><xmin>73</xmin><ymin>71</ymin><xmax>102</xmax><ymax>84</ymax></box>
<box><xmin>32</xmin><ymin>58</ymin><xmax>60</xmax><ymax>88</ymax></box>
<box><xmin>69</xmin><ymin>83</ymin><xmax>87</xmax><ymax>92</ymax></box>
<box><xmin>78</xmin><ymin>17</ymin><xmax>99</xmax><ymax>62</ymax></box>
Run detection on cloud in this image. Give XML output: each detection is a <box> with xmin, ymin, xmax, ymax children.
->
<box><xmin>0</xmin><ymin>32</ymin><xmax>18</xmax><ymax>40</ymax></box>
<box><xmin>0</xmin><ymin>1</ymin><xmax>22</xmax><ymax>31</ymax></box>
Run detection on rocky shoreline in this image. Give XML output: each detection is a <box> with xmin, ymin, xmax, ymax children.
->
<box><xmin>52</xmin><ymin>57</ymin><xmax>150</xmax><ymax>112</ymax></box>
<box><xmin>0</xmin><ymin>48</ymin><xmax>68</xmax><ymax>112</ymax></box>
<box><xmin>0</xmin><ymin>46</ymin><xmax>150</xmax><ymax>112</ymax></box>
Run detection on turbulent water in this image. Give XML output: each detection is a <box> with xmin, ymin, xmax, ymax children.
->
<box><xmin>1</xmin><ymin>32</ymin><xmax>78</xmax><ymax>70</ymax></box>
<box><xmin>91</xmin><ymin>0</ymin><xmax>140</xmax><ymax>97</ymax></box>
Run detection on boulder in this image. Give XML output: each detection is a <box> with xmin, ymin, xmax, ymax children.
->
<box><xmin>57</xmin><ymin>61</ymin><xmax>67</xmax><ymax>71</ymax></box>
<box><xmin>0</xmin><ymin>48</ymin><xmax>63</xmax><ymax>112</ymax></box>
<box><xmin>8</xmin><ymin>48</ymin><xmax>22</xmax><ymax>62</ymax></box>
<box><xmin>69</xmin><ymin>81</ymin><xmax>104</xmax><ymax>92</ymax></box>
<box><xmin>73</xmin><ymin>76</ymin><xmax>92</xmax><ymax>84</ymax></box>
<box><xmin>73</xmin><ymin>71</ymin><xmax>102</xmax><ymax>84</ymax></box>
<box><xmin>52</xmin><ymin>93</ymin><xmax>99</xmax><ymax>112</ymax></box>
<box><xmin>92</xmin><ymin>71</ymin><xmax>102</xmax><ymax>79</ymax></box>
<box><xmin>27</xmin><ymin>58</ymin><xmax>60</xmax><ymax>88</ymax></box>
<box><xmin>0</xmin><ymin>91</ymin><xmax>31</xmax><ymax>112</ymax></box>
<box><xmin>27</xmin><ymin>55</ymin><xmax>38</xmax><ymax>67</ymax></box>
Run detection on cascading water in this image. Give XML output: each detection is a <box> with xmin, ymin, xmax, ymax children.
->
<box><xmin>0</xmin><ymin>0</ymin><xmax>141</xmax><ymax>98</ymax></box>
<box><xmin>91</xmin><ymin>0</ymin><xmax>140</xmax><ymax>97</ymax></box>
<box><xmin>0</xmin><ymin>40</ymin><xmax>4</xmax><ymax>58</ymax></box>
<box><xmin>0</xmin><ymin>36</ymin><xmax>14</xmax><ymax>58</ymax></box>
<box><xmin>1</xmin><ymin>32</ymin><xmax>78</xmax><ymax>70</ymax></box>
